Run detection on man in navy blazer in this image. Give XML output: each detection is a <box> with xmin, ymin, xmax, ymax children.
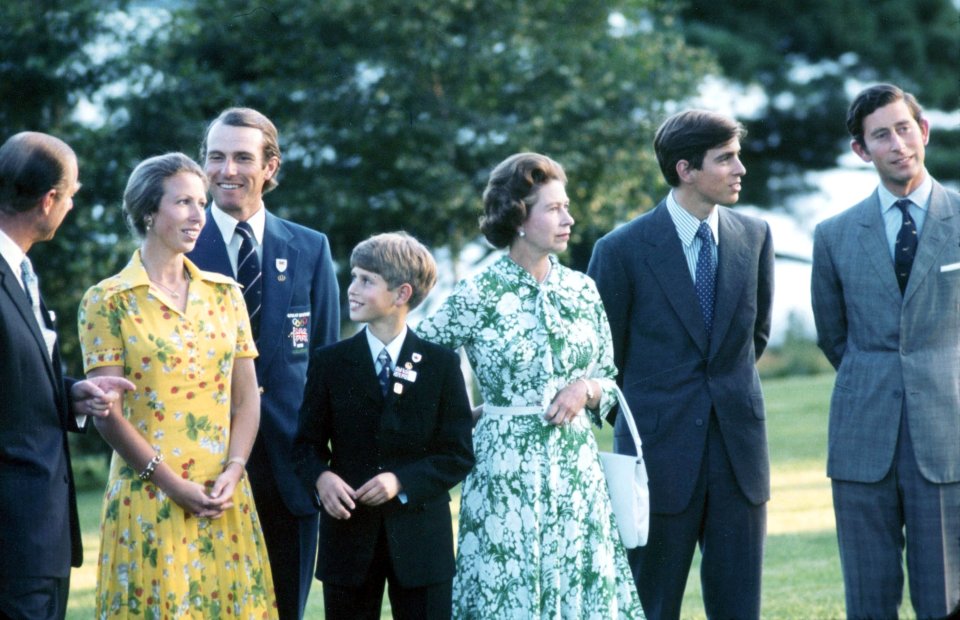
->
<box><xmin>0</xmin><ymin>132</ymin><xmax>133</xmax><ymax>619</ymax></box>
<box><xmin>588</xmin><ymin>110</ymin><xmax>773</xmax><ymax>620</ymax></box>
<box><xmin>294</xmin><ymin>232</ymin><xmax>474</xmax><ymax>619</ymax></box>
<box><xmin>187</xmin><ymin>108</ymin><xmax>340</xmax><ymax>620</ymax></box>
<box><xmin>812</xmin><ymin>84</ymin><xmax>960</xmax><ymax>619</ymax></box>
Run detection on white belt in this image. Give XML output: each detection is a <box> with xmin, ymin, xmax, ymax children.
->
<box><xmin>483</xmin><ymin>405</ymin><xmax>543</xmax><ymax>417</ymax></box>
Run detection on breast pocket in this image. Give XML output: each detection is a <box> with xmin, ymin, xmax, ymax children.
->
<box><xmin>284</xmin><ymin>306</ymin><xmax>312</xmax><ymax>360</ymax></box>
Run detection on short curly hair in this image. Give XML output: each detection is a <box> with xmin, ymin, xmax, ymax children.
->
<box><xmin>479</xmin><ymin>153</ymin><xmax>567</xmax><ymax>248</ymax></box>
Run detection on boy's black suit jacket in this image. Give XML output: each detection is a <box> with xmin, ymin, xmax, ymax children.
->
<box><xmin>294</xmin><ymin>328</ymin><xmax>474</xmax><ymax>588</ymax></box>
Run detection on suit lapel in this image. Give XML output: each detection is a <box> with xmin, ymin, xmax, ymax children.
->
<box><xmin>856</xmin><ymin>193</ymin><xmax>903</xmax><ymax>303</ymax></box>
<box><xmin>191</xmin><ymin>212</ymin><xmax>234</xmax><ymax>275</ymax></box>
<box><xmin>709</xmin><ymin>209</ymin><xmax>750</xmax><ymax>355</ymax></box>
<box><xmin>903</xmin><ymin>183</ymin><xmax>958</xmax><ymax>304</ymax></box>
<box><xmin>645</xmin><ymin>204</ymin><xmax>710</xmax><ymax>354</ymax></box>
<box><xmin>0</xmin><ymin>260</ymin><xmax>57</xmax><ymax>384</ymax></box>
<box><xmin>345</xmin><ymin>329</ymin><xmax>383</xmax><ymax>405</ymax></box>
<box><xmin>258</xmin><ymin>213</ymin><xmax>298</xmax><ymax>372</ymax></box>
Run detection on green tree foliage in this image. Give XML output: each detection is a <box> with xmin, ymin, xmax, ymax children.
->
<box><xmin>678</xmin><ymin>0</ymin><xmax>960</xmax><ymax>207</ymax></box>
<box><xmin>88</xmin><ymin>0</ymin><xmax>712</xmax><ymax>276</ymax></box>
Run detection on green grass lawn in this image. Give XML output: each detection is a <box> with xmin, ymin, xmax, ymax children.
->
<box><xmin>67</xmin><ymin>373</ymin><xmax>914</xmax><ymax>619</ymax></box>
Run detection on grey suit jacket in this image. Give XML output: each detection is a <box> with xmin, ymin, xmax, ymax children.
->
<box><xmin>589</xmin><ymin>201</ymin><xmax>774</xmax><ymax>514</ymax></box>
<box><xmin>812</xmin><ymin>180</ymin><xmax>960</xmax><ymax>484</ymax></box>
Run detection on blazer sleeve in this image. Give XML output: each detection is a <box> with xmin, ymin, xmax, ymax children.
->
<box><xmin>309</xmin><ymin>233</ymin><xmax>341</xmax><ymax>349</ymax></box>
<box><xmin>754</xmin><ymin>221</ymin><xmax>775</xmax><ymax>360</ymax></box>
<box><xmin>587</xmin><ymin>235</ymin><xmax>631</xmax><ymax>386</ymax></box>
<box><xmin>293</xmin><ymin>347</ymin><xmax>333</xmax><ymax>504</ymax></box>
<box><xmin>391</xmin><ymin>354</ymin><xmax>475</xmax><ymax>505</ymax></box>
<box><xmin>811</xmin><ymin>221</ymin><xmax>847</xmax><ymax>370</ymax></box>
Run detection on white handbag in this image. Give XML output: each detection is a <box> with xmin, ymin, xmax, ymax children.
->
<box><xmin>599</xmin><ymin>387</ymin><xmax>650</xmax><ymax>549</ymax></box>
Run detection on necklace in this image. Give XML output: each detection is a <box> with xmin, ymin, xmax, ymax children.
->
<box><xmin>142</xmin><ymin>257</ymin><xmax>189</xmax><ymax>299</ymax></box>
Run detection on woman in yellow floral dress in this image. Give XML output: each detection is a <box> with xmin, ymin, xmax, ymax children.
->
<box><xmin>78</xmin><ymin>153</ymin><xmax>277</xmax><ymax>619</ymax></box>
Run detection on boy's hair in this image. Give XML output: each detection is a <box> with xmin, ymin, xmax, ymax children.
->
<box><xmin>351</xmin><ymin>232</ymin><xmax>438</xmax><ymax>310</ymax></box>
<box><xmin>846</xmin><ymin>83</ymin><xmax>923</xmax><ymax>148</ymax></box>
<box><xmin>654</xmin><ymin>110</ymin><xmax>746</xmax><ymax>187</ymax></box>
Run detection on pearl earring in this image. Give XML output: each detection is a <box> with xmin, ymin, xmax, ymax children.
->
<box><xmin>519</xmin><ymin>230</ymin><xmax>526</xmax><ymax>238</ymax></box>
<box><xmin>144</xmin><ymin>216</ymin><xmax>153</xmax><ymax>230</ymax></box>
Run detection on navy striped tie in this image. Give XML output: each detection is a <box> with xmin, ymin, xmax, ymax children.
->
<box><xmin>235</xmin><ymin>221</ymin><xmax>262</xmax><ymax>341</ymax></box>
<box><xmin>377</xmin><ymin>349</ymin><xmax>391</xmax><ymax>396</ymax></box>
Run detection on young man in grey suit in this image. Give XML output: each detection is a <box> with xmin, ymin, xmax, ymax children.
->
<box><xmin>588</xmin><ymin>110</ymin><xmax>774</xmax><ymax>620</ymax></box>
<box><xmin>188</xmin><ymin>108</ymin><xmax>340</xmax><ymax>620</ymax></box>
<box><xmin>812</xmin><ymin>83</ymin><xmax>960</xmax><ymax>619</ymax></box>
<box><xmin>0</xmin><ymin>132</ymin><xmax>133</xmax><ymax>619</ymax></box>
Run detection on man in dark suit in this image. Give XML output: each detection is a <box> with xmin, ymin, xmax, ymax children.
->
<box><xmin>588</xmin><ymin>110</ymin><xmax>774</xmax><ymax>620</ymax></box>
<box><xmin>187</xmin><ymin>108</ymin><xmax>340</xmax><ymax>620</ymax></box>
<box><xmin>0</xmin><ymin>131</ymin><xmax>134</xmax><ymax>619</ymax></box>
<box><xmin>812</xmin><ymin>84</ymin><xmax>960</xmax><ymax>619</ymax></box>
<box><xmin>295</xmin><ymin>232</ymin><xmax>474</xmax><ymax>620</ymax></box>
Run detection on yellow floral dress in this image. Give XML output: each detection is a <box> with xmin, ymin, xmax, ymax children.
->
<box><xmin>79</xmin><ymin>251</ymin><xmax>277</xmax><ymax>620</ymax></box>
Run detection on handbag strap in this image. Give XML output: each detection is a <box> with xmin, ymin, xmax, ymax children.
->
<box><xmin>613</xmin><ymin>386</ymin><xmax>644</xmax><ymax>461</ymax></box>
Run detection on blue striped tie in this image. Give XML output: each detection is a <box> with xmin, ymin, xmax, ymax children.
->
<box><xmin>235</xmin><ymin>221</ymin><xmax>262</xmax><ymax>341</ymax></box>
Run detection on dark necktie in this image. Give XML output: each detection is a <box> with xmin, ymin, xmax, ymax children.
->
<box><xmin>695</xmin><ymin>221</ymin><xmax>717</xmax><ymax>335</ymax></box>
<box><xmin>20</xmin><ymin>257</ymin><xmax>56</xmax><ymax>359</ymax></box>
<box><xmin>894</xmin><ymin>199</ymin><xmax>917</xmax><ymax>295</ymax></box>
<box><xmin>234</xmin><ymin>221</ymin><xmax>262</xmax><ymax>341</ymax></box>
<box><xmin>377</xmin><ymin>349</ymin><xmax>392</xmax><ymax>396</ymax></box>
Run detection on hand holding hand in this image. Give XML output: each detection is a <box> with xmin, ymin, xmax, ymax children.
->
<box><xmin>71</xmin><ymin>376</ymin><xmax>136</xmax><ymax>418</ymax></box>
<box><xmin>317</xmin><ymin>471</ymin><xmax>357</xmax><ymax>519</ymax></box>
<box><xmin>356</xmin><ymin>472</ymin><xmax>401</xmax><ymax>506</ymax></box>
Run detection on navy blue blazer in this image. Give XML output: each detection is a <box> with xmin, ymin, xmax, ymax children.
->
<box><xmin>588</xmin><ymin>201</ymin><xmax>774</xmax><ymax>514</ymax></box>
<box><xmin>188</xmin><ymin>208</ymin><xmax>340</xmax><ymax>516</ymax></box>
<box><xmin>293</xmin><ymin>329</ymin><xmax>474</xmax><ymax>588</ymax></box>
<box><xmin>0</xmin><ymin>256</ymin><xmax>82</xmax><ymax>578</ymax></box>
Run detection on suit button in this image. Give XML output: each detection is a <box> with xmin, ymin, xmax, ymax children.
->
<box><xmin>893</xmin><ymin>390</ymin><xmax>902</xmax><ymax>398</ymax></box>
<box><xmin>695</xmin><ymin>418</ymin><xmax>704</xmax><ymax>427</ymax></box>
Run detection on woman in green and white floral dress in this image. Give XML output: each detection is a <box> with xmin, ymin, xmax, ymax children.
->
<box><xmin>418</xmin><ymin>153</ymin><xmax>644</xmax><ymax>619</ymax></box>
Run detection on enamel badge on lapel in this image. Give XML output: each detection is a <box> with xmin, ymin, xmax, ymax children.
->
<box><xmin>275</xmin><ymin>258</ymin><xmax>288</xmax><ymax>282</ymax></box>
<box><xmin>392</xmin><ymin>351</ymin><xmax>422</xmax><ymax>384</ymax></box>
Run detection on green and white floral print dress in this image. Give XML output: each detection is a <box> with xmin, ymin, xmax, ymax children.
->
<box><xmin>418</xmin><ymin>254</ymin><xmax>644</xmax><ymax>619</ymax></box>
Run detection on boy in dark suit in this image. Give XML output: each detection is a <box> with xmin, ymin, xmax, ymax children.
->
<box><xmin>294</xmin><ymin>232</ymin><xmax>474</xmax><ymax>620</ymax></box>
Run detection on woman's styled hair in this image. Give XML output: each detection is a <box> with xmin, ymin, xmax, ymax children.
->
<box><xmin>479</xmin><ymin>152</ymin><xmax>567</xmax><ymax>248</ymax></box>
<box><xmin>123</xmin><ymin>152</ymin><xmax>207</xmax><ymax>237</ymax></box>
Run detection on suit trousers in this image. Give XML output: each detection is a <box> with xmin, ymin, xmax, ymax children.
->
<box><xmin>0</xmin><ymin>576</ymin><xmax>69</xmax><ymax>620</ymax></box>
<box><xmin>322</xmin><ymin>525</ymin><xmax>453</xmax><ymax>620</ymax></box>
<box><xmin>833</xmin><ymin>408</ymin><xmax>960</xmax><ymax>620</ymax></box>
<box><xmin>247</xmin><ymin>440</ymin><xmax>318</xmax><ymax>620</ymax></box>
<box><xmin>629</xmin><ymin>412</ymin><xmax>766</xmax><ymax>620</ymax></box>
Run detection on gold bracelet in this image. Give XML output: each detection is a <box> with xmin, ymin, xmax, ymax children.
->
<box><xmin>138</xmin><ymin>452</ymin><xmax>164</xmax><ymax>481</ymax></box>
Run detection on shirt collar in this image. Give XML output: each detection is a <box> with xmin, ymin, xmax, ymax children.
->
<box><xmin>210</xmin><ymin>202</ymin><xmax>267</xmax><ymax>246</ymax></box>
<box><xmin>666</xmin><ymin>190</ymin><xmax>720</xmax><ymax>247</ymax></box>
<box><xmin>878</xmin><ymin>171</ymin><xmax>933</xmax><ymax>214</ymax></box>
<box><xmin>0</xmin><ymin>227</ymin><xmax>27</xmax><ymax>288</ymax></box>
<box><xmin>364</xmin><ymin>324</ymin><xmax>408</xmax><ymax>367</ymax></box>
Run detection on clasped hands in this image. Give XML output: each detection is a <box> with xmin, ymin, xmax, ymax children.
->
<box><xmin>316</xmin><ymin>471</ymin><xmax>402</xmax><ymax>520</ymax></box>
